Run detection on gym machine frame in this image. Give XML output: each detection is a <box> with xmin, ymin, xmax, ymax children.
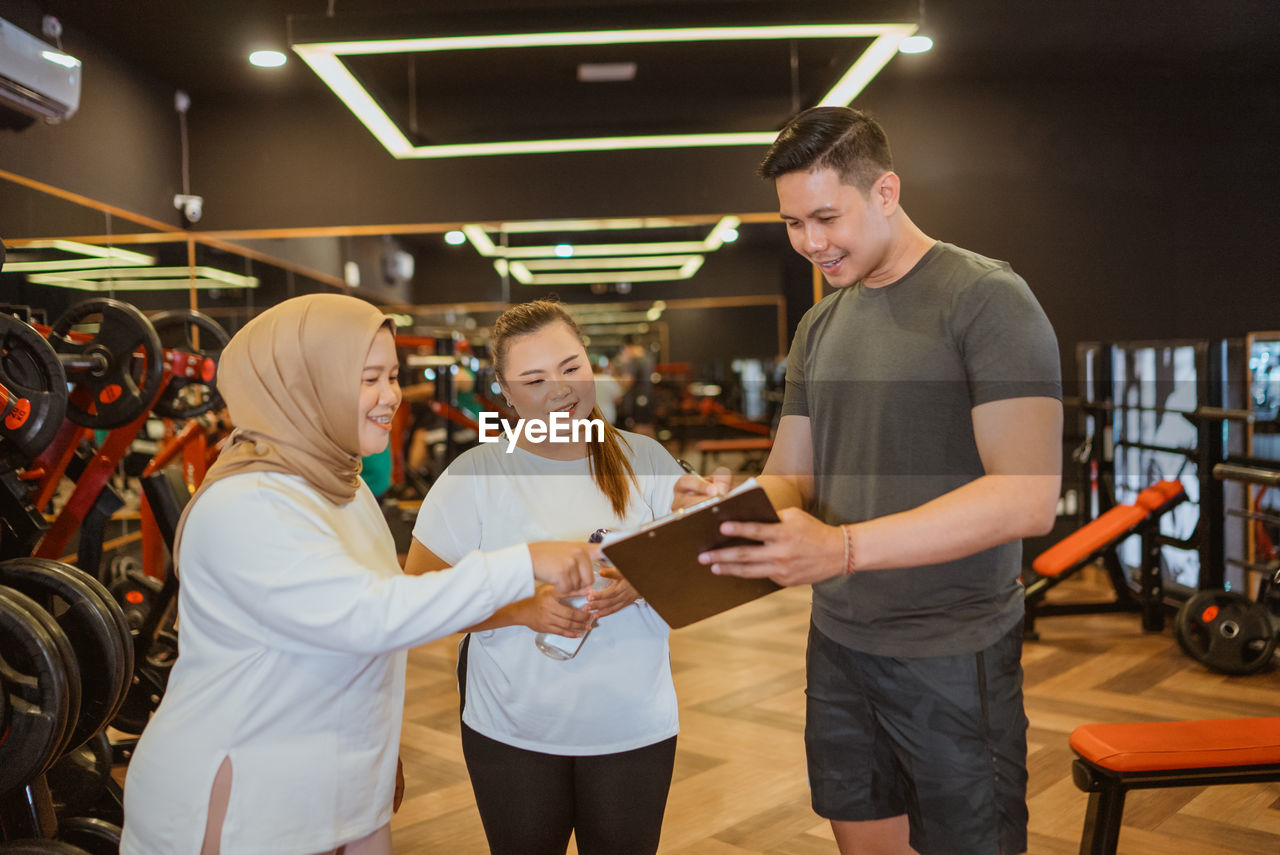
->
<box><xmin>1025</xmin><ymin>340</ymin><xmax>1254</xmax><ymax>630</ymax></box>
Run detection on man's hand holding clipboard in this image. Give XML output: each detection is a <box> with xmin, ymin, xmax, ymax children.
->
<box><xmin>669</xmin><ymin>460</ymin><xmax>848</xmax><ymax>591</ymax></box>
<box><xmin>598</xmin><ymin>473</ymin><xmax>784</xmax><ymax>628</ymax></box>
<box><xmin>698</xmin><ymin>504</ymin><xmax>847</xmax><ymax>587</ymax></box>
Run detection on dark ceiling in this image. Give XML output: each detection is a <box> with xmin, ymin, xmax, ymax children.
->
<box><xmin>20</xmin><ymin>0</ymin><xmax>1280</xmax><ymax>109</ymax></box>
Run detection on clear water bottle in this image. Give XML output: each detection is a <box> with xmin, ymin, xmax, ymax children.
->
<box><xmin>534</xmin><ymin>529</ymin><xmax>609</xmax><ymax>661</ymax></box>
<box><xmin>533</xmin><ymin>589</ymin><xmax>596</xmax><ymax>661</ymax></box>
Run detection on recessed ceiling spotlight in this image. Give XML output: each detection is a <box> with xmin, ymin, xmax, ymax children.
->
<box><xmin>444</xmin><ymin>229</ymin><xmax>466</xmax><ymax>245</ymax></box>
<box><xmin>577</xmin><ymin>62</ymin><xmax>637</xmax><ymax>82</ymax></box>
<box><xmin>898</xmin><ymin>35</ymin><xmax>933</xmax><ymax>54</ymax></box>
<box><xmin>554</xmin><ymin>244</ymin><xmax>574</xmax><ymax>258</ymax></box>
<box><xmin>250</xmin><ymin>50</ymin><xmax>288</xmax><ymax>68</ymax></box>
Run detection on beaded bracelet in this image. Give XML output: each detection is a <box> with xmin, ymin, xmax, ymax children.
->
<box><xmin>841</xmin><ymin>524</ymin><xmax>856</xmax><ymax>574</ymax></box>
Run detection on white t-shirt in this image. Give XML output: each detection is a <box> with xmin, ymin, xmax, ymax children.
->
<box><xmin>413</xmin><ymin>432</ymin><xmax>683</xmax><ymax>755</ymax></box>
<box><xmin>121</xmin><ymin>472</ymin><xmax>534</xmax><ymax>855</ymax></box>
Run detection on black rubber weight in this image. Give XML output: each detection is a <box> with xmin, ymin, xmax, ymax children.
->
<box><xmin>0</xmin><ymin>588</ymin><xmax>72</xmax><ymax>794</ymax></box>
<box><xmin>0</xmin><ymin>558</ymin><xmax>129</xmax><ymax>750</ymax></box>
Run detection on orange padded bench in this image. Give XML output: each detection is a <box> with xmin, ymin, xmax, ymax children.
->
<box><xmin>695</xmin><ymin>437</ymin><xmax>773</xmax><ymax>472</ymax></box>
<box><xmin>1033</xmin><ymin>480</ymin><xmax>1185</xmax><ymax>577</ymax></box>
<box><xmin>1069</xmin><ymin>717</ymin><xmax>1280</xmax><ymax>854</ymax></box>
<box><xmin>1025</xmin><ymin>480</ymin><xmax>1186</xmax><ymax>634</ymax></box>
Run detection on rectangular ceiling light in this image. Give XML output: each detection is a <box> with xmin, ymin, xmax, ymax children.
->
<box><xmin>463</xmin><ymin>216</ymin><xmax>739</xmax><ymax>258</ymax></box>
<box><xmin>506</xmin><ymin>256</ymin><xmax>703</xmax><ymax>285</ymax></box>
<box><xmin>293</xmin><ymin>23</ymin><xmax>916</xmax><ymax>159</ymax></box>
<box><xmin>519</xmin><ymin>254</ymin><xmax>703</xmax><ymax>270</ymax></box>
<box><xmin>25</xmin><ymin>266</ymin><xmax>260</xmax><ymax>291</ymax></box>
<box><xmin>1</xmin><ymin>239</ymin><xmax>155</xmax><ymax>272</ymax></box>
<box><xmin>463</xmin><ymin>216</ymin><xmax>735</xmax><ymax>285</ymax></box>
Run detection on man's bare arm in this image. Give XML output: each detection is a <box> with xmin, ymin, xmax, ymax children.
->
<box><xmin>757</xmin><ymin>414</ymin><xmax>815</xmax><ymax>512</ymax></box>
<box><xmin>703</xmin><ymin>397</ymin><xmax>1062</xmax><ymax>584</ymax></box>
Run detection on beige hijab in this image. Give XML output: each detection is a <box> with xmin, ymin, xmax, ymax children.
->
<box><xmin>172</xmin><ymin>293</ymin><xmax>392</xmax><ymax>564</ymax></box>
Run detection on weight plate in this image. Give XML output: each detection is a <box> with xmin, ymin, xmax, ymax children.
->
<box><xmin>47</xmin><ymin>731</ymin><xmax>113</xmax><ymax>819</ymax></box>
<box><xmin>49</xmin><ymin>298</ymin><xmax>164</xmax><ymax>429</ymax></box>
<box><xmin>2</xmin><ymin>585</ymin><xmax>83</xmax><ymax>763</ymax></box>
<box><xmin>0</xmin><ymin>313</ymin><xmax>68</xmax><ymax>466</ymax></box>
<box><xmin>149</xmin><ymin>309</ymin><xmax>229</xmax><ymax>420</ymax></box>
<box><xmin>17</xmin><ymin>557</ymin><xmax>134</xmax><ymax>728</ymax></box>
<box><xmin>57</xmin><ymin>816</ymin><xmax>122</xmax><ymax>855</ymax></box>
<box><xmin>108</xmin><ymin>570</ymin><xmax>162</xmax><ymax>636</ymax></box>
<box><xmin>0</xmin><ymin>588</ymin><xmax>72</xmax><ymax>794</ymax></box>
<box><xmin>0</xmin><ymin>558</ymin><xmax>131</xmax><ymax>750</ymax></box>
<box><xmin>1175</xmin><ymin>590</ymin><xmax>1278</xmax><ymax>676</ymax></box>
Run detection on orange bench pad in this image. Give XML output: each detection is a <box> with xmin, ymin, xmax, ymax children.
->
<box><xmin>1070</xmin><ymin>718</ymin><xmax>1280</xmax><ymax>772</ymax></box>
<box><xmin>694</xmin><ymin>438</ymin><xmax>774</xmax><ymax>452</ymax></box>
<box><xmin>1032</xmin><ymin>480</ymin><xmax>1185</xmax><ymax>577</ymax></box>
<box><xmin>1133</xmin><ymin>479</ymin><xmax>1185</xmax><ymax>511</ymax></box>
<box><xmin>1033</xmin><ymin>504</ymin><xmax>1148</xmax><ymax>577</ymax></box>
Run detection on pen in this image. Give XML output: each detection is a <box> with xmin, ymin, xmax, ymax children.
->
<box><xmin>675</xmin><ymin>458</ymin><xmax>704</xmax><ymax>479</ymax></box>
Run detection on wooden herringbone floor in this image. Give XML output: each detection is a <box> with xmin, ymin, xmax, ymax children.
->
<box><xmin>390</xmin><ymin>577</ymin><xmax>1280</xmax><ymax>854</ymax></box>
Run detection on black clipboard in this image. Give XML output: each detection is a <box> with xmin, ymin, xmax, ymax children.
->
<box><xmin>601</xmin><ymin>481</ymin><xmax>782</xmax><ymax>629</ymax></box>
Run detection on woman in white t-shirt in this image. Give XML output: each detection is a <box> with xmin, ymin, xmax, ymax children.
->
<box><xmin>120</xmin><ymin>294</ymin><xmax>593</xmax><ymax>855</ymax></box>
<box><xmin>407</xmin><ymin>300</ymin><xmax>685</xmax><ymax>855</ymax></box>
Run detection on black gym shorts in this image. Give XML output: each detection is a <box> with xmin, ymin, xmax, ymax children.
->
<box><xmin>804</xmin><ymin>621</ymin><xmax>1029</xmax><ymax>855</ymax></box>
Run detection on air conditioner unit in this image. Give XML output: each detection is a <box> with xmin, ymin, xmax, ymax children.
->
<box><xmin>0</xmin><ymin>16</ymin><xmax>81</xmax><ymax>124</ymax></box>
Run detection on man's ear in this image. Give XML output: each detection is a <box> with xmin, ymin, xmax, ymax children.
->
<box><xmin>875</xmin><ymin>171</ymin><xmax>902</xmax><ymax>216</ymax></box>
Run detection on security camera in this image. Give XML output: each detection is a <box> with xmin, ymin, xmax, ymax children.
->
<box><xmin>174</xmin><ymin>194</ymin><xmax>203</xmax><ymax>223</ymax></box>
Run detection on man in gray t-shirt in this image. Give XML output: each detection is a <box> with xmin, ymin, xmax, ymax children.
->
<box><xmin>685</xmin><ymin>107</ymin><xmax>1062</xmax><ymax>855</ymax></box>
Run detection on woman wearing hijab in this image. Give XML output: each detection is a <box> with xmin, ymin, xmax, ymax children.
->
<box><xmin>120</xmin><ymin>294</ymin><xmax>593</xmax><ymax>855</ymax></box>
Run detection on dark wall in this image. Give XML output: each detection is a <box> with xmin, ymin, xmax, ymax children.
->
<box><xmin>0</xmin><ymin>21</ymin><xmax>184</xmax><ymax>229</ymax></box>
<box><xmin>663</xmin><ymin>304</ymin><xmax>781</xmax><ymax>368</ymax></box>
<box><xmin>864</xmin><ymin>69</ymin><xmax>1280</xmax><ymax>378</ymax></box>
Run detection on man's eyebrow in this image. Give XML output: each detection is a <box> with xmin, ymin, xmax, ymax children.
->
<box><xmin>779</xmin><ymin>204</ymin><xmax>838</xmax><ymax>220</ymax></box>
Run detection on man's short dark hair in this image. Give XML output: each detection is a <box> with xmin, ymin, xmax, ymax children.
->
<box><xmin>757</xmin><ymin>106</ymin><xmax>893</xmax><ymax>193</ymax></box>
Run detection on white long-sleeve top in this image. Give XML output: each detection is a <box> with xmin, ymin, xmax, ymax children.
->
<box><xmin>120</xmin><ymin>472</ymin><xmax>534</xmax><ymax>855</ymax></box>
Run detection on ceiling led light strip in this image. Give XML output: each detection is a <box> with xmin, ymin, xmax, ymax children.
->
<box><xmin>462</xmin><ymin>216</ymin><xmax>740</xmax><ymax>259</ymax></box>
<box><xmin>309</xmin><ymin>24</ymin><xmax>911</xmax><ymax>55</ymax></box>
<box><xmin>497</xmin><ymin>217</ymin><xmax>700</xmax><ymax>233</ymax></box>
<box><xmin>2</xmin><ymin>240</ymin><xmax>156</xmax><ymax>272</ymax></box>
<box><xmin>26</xmin><ymin>266</ymin><xmax>260</xmax><ymax>292</ymax></box>
<box><xmin>293</xmin><ymin>24</ymin><xmax>916</xmax><ymax>159</ymax></box>
<box><xmin>520</xmin><ymin>254</ymin><xmax>703</xmax><ymax>271</ymax></box>
<box><xmin>464</xmin><ymin>216</ymin><xmax>736</xmax><ymax>285</ymax></box>
<box><xmin>505</xmin><ymin>256</ymin><xmax>704</xmax><ymax>286</ymax></box>
<box><xmin>496</xmin><ymin>240</ymin><xmax>711</xmax><ymax>258</ymax></box>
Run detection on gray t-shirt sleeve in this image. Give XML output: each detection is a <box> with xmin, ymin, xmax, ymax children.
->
<box><xmin>951</xmin><ymin>268</ymin><xmax>1062</xmax><ymax>406</ymax></box>
<box><xmin>780</xmin><ymin>309</ymin><xmax>813</xmax><ymax>418</ymax></box>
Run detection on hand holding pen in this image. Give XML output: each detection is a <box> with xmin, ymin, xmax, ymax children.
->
<box><xmin>671</xmin><ymin>457</ymin><xmax>733</xmax><ymax>511</ymax></box>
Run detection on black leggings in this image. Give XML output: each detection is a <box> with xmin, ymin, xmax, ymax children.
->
<box><xmin>461</xmin><ymin>724</ymin><xmax>677</xmax><ymax>855</ymax></box>
<box><xmin>457</xmin><ymin>635</ymin><xmax>677</xmax><ymax>855</ymax></box>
